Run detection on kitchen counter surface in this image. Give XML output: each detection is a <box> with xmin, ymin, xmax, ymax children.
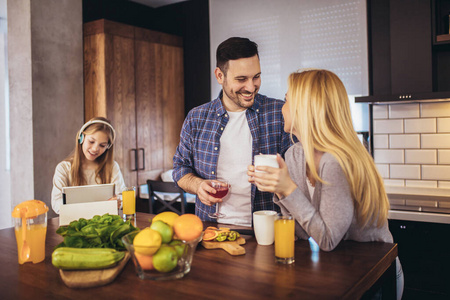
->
<box><xmin>0</xmin><ymin>213</ymin><xmax>398</xmax><ymax>299</ymax></box>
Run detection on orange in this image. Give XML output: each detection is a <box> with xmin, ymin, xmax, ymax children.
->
<box><xmin>203</xmin><ymin>230</ymin><xmax>218</xmax><ymax>241</ymax></box>
<box><xmin>134</xmin><ymin>252</ymin><xmax>154</xmax><ymax>270</ymax></box>
<box><xmin>173</xmin><ymin>214</ymin><xmax>203</xmax><ymax>241</ymax></box>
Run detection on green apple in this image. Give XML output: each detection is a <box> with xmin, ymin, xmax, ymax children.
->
<box><xmin>152</xmin><ymin>245</ymin><xmax>178</xmax><ymax>273</ymax></box>
<box><xmin>169</xmin><ymin>239</ymin><xmax>187</xmax><ymax>259</ymax></box>
<box><xmin>150</xmin><ymin>220</ymin><xmax>174</xmax><ymax>243</ymax></box>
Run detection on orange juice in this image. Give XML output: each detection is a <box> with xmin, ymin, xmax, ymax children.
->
<box><xmin>122</xmin><ymin>189</ymin><xmax>136</xmax><ymax>215</ymax></box>
<box><xmin>274</xmin><ymin>215</ymin><xmax>295</xmax><ymax>264</ymax></box>
<box><xmin>14</xmin><ymin>224</ymin><xmax>47</xmax><ymax>264</ymax></box>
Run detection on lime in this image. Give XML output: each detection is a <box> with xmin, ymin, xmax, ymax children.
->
<box><xmin>153</xmin><ymin>245</ymin><xmax>178</xmax><ymax>273</ymax></box>
<box><xmin>150</xmin><ymin>220</ymin><xmax>174</xmax><ymax>244</ymax></box>
<box><xmin>169</xmin><ymin>239</ymin><xmax>187</xmax><ymax>259</ymax></box>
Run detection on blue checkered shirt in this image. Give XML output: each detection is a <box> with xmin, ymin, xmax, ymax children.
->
<box><xmin>173</xmin><ymin>92</ymin><xmax>293</xmax><ymax>221</ymax></box>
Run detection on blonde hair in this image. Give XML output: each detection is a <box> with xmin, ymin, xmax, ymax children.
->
<box><xmin>65</xmin><ymin>117</ymin><xmax>115</xmax><ymax>187</ymax></box>
<box><xmin>287</xmin><ymin>69</ymin><xmax>389</xmax><ymax>228</ymax></box>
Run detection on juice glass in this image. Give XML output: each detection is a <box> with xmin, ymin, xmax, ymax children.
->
<box><xmin>122</xmin><ymin>186</ymin><xmax>136</xmax><ymax>222</ymax></box>
<box><xmin>274</xmin><ymin>214</ymin><xmax>295</xmax><ymax>264</ymax></box>
<box><xmin>12</xmin><ymin>200</ymin><xmax>49</xmax><ymax>264</ymax></box>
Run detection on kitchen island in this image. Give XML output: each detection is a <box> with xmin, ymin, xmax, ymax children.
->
<box><xmin>0</xmin><ymin>212</ymin><xmax>397</xmax><ymax>299</ymax></box>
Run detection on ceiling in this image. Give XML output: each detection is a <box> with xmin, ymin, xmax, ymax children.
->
<box><xmin>128</xmin><ymin>0</ymin><xmax>189</xmax><ymax>8</ymax></box>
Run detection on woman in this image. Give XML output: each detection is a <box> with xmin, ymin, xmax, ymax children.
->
<box><xmin>51</xmin><ymin>117</ymin><xmax>126</xmax><ymax>214</ymax></box>
<box><xmin>248</xmin><ymin>69</ymin><xmax>403</xmax><ymax>299</ymax></box>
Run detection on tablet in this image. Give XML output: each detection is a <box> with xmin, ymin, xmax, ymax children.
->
<box><xmin>62</xmin><ymin>183</ymin><xmax>115</xmax><ymax>204</ymax></box>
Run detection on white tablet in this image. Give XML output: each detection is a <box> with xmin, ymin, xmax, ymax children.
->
<box><xmin>62</xmin><ymin>183</ymin><xmax>115</xmax><ymax>204</ymax></box>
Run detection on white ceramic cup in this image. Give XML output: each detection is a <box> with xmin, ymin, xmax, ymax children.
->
<box><xmin>253</xmin><ymin>210</ymin><xmax>277</xmax><ymax>245</ymax></box>
<box><xmin>254</xmin><ymin>154</ymin><xmax>279</xmax><ymax>172</ymax></box>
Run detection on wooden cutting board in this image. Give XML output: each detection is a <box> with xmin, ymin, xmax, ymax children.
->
<box><xmin>201</xmin><ymin>237</ymin><xmax>246</xmax><ymax>255</ymax></box>
<box><xmin>59</xmin><ymin>252</ymin><xmax>130</xmax><ymax>288</ymax></box>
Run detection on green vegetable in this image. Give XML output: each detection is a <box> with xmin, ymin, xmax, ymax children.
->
<box><xmin>55</xmin><ymin>214</ymin><xmax>138</xmax><ymax>250</ymax></box>
<box><xmin>227</xmin><ymin>231</ymin><xmax>238</xmax><ymax>241</ymax></box>
<box><xmin>214</xmin><ymin>230</ymin><xmax>240</xmax><ymax>242</ymax></box>
<box><xmin>52</xmin><ymin>247</ymin><xmax>125</xmax><ymax>270</ymax></box>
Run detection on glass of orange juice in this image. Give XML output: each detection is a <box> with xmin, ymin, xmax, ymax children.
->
<box><xmin>274</xmin><ymin>214</ymin><xmax>295</xmax><ymax>264</ymax></box>
<box><xmin>12</xmin><ymin>200</ymin><xmax>49</xmax><ymax>264</ymax></box>
<box><xmin>122</xmin><ymin>186</ymin><xmax>136</xmax><ymax>223</ymax></box>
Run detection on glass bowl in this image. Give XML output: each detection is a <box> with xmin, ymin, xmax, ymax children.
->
<box><xmin>121</xmin><ymin>231</ymin><xmax>203</xmax><ymax>280</ymax></box>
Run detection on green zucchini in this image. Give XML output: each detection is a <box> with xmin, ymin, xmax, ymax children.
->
<box><xmin>52</xmin><ymin>247</ymin><xmax>125</xmax><ymax>270</ymax></box>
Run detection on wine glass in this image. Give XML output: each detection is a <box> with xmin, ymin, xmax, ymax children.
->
<box><xmin>207</xmin><ymin>180</ymin><xmax>230</xmax><ymax>219</ymax></box>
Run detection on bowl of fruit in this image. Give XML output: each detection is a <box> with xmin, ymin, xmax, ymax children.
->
<box><xmin>122</xmin><ymin>212</ymin><xmax>203</xmax><ymax>280</ymax></box>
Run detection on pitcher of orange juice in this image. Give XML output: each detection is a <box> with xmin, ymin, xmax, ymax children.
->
<box><xmin>11</xmin><ymin>200</ymin><xmax>49</xmax><ymax>264</ymax></box>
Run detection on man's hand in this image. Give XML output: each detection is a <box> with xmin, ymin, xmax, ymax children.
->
<box><xmin>177</xmin><ymin>174</ymin><xmax>224</xmax><ymax>206</ymax></box>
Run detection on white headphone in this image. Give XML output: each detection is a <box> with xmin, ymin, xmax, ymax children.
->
<box><xmin>77</xmin><ymin>120</ymin><xmax>116</xmax><ymax>149</ymax></box>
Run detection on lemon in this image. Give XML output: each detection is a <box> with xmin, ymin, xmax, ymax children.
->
<box><xmin>152</xmin><ymin>211</ymin><xmax>179</xmax><ymax>227</ymax></box>
<box><xmin>133</xmin><ymin>228</ymin><xmax>162</xmax><ymax>255</ymax></box>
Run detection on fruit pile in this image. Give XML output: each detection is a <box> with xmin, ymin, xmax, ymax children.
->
<box><xmin>203</xmin><ymin>227</ymin><xmax>240</xmax><ymax>242</ymax></box>
<box><xmin>132</xmin><ymin>212</ymin><xmax>203</xmax><ymax>273</ymax></box>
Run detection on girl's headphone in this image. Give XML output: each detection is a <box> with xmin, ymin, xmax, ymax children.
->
<box><xmin>77</xmin><ymin>120</ymin><xmax>116</xmax><ymax>149</ymax></box>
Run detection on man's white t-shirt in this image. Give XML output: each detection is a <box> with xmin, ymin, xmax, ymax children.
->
<box><xmin>216</xmin><ymin>110</ymin><xmax>253</xmax><ymax>226</ymax></box>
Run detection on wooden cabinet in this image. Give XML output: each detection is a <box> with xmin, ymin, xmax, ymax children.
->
<box><xmin>83</xmin><ymin>19</ymin><xmax>184</xmax><ymax>187</ymax></box>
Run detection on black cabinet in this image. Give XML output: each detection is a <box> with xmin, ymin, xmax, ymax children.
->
<box><xmin>358</xmin><ymin>0</ymin><xmax>450</xmax><ymax>102</ymax></box>
<box><xmin>390</xmin><ymin>0</ymin><xmax>432</xmax><ymax>95</ymax></box>
<box><xmin>389</xmin><ymin>219</ymin><xmax>450</xmax><ymax>298</ymax></box>
<box><xmin>367</xmin><ymin>0</ymin><xmax>432</xmax><ymax>96</ymax></box>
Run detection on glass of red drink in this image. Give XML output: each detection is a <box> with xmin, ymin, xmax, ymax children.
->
<box><xmin>208</xmin><ymin>180</ymin><xmax>230</xmax><ymax>218</ymax></box>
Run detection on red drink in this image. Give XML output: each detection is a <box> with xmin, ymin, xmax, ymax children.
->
<box><xmin>210</xmin><ymin>186</ymin><xmax>229</xmax><ymax>198</ymax></box>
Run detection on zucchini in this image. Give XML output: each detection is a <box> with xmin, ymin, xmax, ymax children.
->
<box><xmin>52</xmin><ymin>247</ymin><xmax>125</xmax><ymax>270</ymax></box>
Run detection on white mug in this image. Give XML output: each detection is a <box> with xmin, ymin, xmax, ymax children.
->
<box><xmin>253</xmin><ymin>210</ymin><xmax>277</xmax><ymax>245</ymax></box>
<box><xmin>254</xmin><ymin>154</ymin><xmax>279</xmax><ymax>172</ymax></box>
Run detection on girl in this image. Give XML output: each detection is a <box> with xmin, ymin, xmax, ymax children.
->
<box><xmin>248</xmin><ymin>69</ymin><xmax>403</xmax><ymax>299</ymax></box>
<box><xmin>51</xmin><ymin>117</ymin><xmax>126</xmax><ymax>214</ymax></box>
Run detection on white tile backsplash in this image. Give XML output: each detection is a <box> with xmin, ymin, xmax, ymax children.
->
<box><xmin>405</xmin><ymin>149</ymin><xmax>437</xmax><ymax>164</ymax></box>
<box><xmin>390</xmin><ymin>165</ymin><xmax>421</xmax><ymax>179</ymax></box>
<box><xmin>374</xmin><ymin>149</ymin><xmax>404</xmax><ymax>164</ymax></box>
<box><xmin>389</xmin><ymin>103</ymin><xmax>419</xmax><ymax>119</ymax></box>
<box><xmin>373</xmin><ymin>135</ymin><xmax>389</xmax><ymax>148</ymax></box>
<box><xmin>438</xmin><ymin>181</ymin><xmax>450</xmax><ymax>188</ymax></box>
<box><xmin>389</xmin><ymin>134</ymin><xmax>420</xmax><ymax>149</ymax></box>
<box><xmin>438</xmin><ymin>150</ymin><xmax>450</xmax><ymax>164</ymax></box>
<box><xmin>421</xmin><ymin>134</ymin><xmax>450</xmax><ymax>148</ymax></box>
<box><xmin>437</xmin><ymin>118</ymin><xmax>450</xmax><ymax>133</ymax></box>
<box><xmin>373</xmin><ymin>105</ymin><xmax>388</xmax><ymax>119</ymax></box>
<box><xmin>373</xmin><ymin>102</ymin><xmax>450</xmax><ymax>191</ymax></box>
<box><xmin>383</xmin><ymin>179</ymin><xmax>405</xmax><ymax>186</ymax></box>
<box><xmin>422</xmin><ymin>165</ymin><xmax>450</xmax><ymax>180</ymax></box>
<box><xmin>421</xmin><ymin>102</ymin><xmax>450</xmax><ymax>117</ymax></box>
<box><xmin>406</xmin><ymin>180</ymin><xmax>438</xmax><ymax>188</ymax></box>
<box><xmin>373</xmin><ymin>119</ymin><xmax>403</xmax><ymax>134</ymax></box>
<box><xmin>376</xmin><ymin>164</ymin><xmax>389</xmax><ymax>178</ymax></box>
<box><xmin>404</xmin><ymin>118</ymin><xmax>436</xmax><ymax>133</ymax></box>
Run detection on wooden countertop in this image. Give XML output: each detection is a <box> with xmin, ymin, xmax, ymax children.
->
<box><xmin>0</xmin><ymin>213</ymin><xmax>398</xmax><ymax>299</ymax></box>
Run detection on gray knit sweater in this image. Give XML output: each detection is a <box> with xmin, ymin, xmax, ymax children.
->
<box><xmin>274</xmin><ymin>143</ymin><xmax>393</xmax><ymax>251</ymax></box>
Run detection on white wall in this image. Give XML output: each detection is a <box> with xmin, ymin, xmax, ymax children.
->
<box><xmin>209</xmin><ymin>0</ymin><xmax>369</xmax><ymax>131</ymax></box>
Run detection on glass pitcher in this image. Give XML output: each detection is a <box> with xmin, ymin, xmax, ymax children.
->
<box><xmin>11</xmin><ymin>200</ymin><xmax>49</xmax><ymax>264</ymax></box>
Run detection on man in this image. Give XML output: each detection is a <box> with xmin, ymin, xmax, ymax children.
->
<box><xmin>173</xmin><ymin>37</ymin><xmax>292</xmax><ymax>225</ymax></box>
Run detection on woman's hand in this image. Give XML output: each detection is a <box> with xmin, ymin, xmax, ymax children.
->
<box><xmin>250</xmin><ymin>154</ymin><xmax>297</xmax><ymax>198</ymax></box>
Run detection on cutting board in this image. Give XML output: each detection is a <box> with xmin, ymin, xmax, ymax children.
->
<box><xmin>201</xmin><ymin>237</ymin><xmax>246</xmax><ymax>255</ymax></box>
<box><xmin>59</xmin><ymin>252</ymin><xmax>130</xmax><ymax>288</ymax></box>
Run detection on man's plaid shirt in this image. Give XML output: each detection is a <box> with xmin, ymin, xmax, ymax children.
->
<box><xmin>173</xmin><ymin>92</ymin><xmax>293</xmax><ymax>221</ymax></box>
